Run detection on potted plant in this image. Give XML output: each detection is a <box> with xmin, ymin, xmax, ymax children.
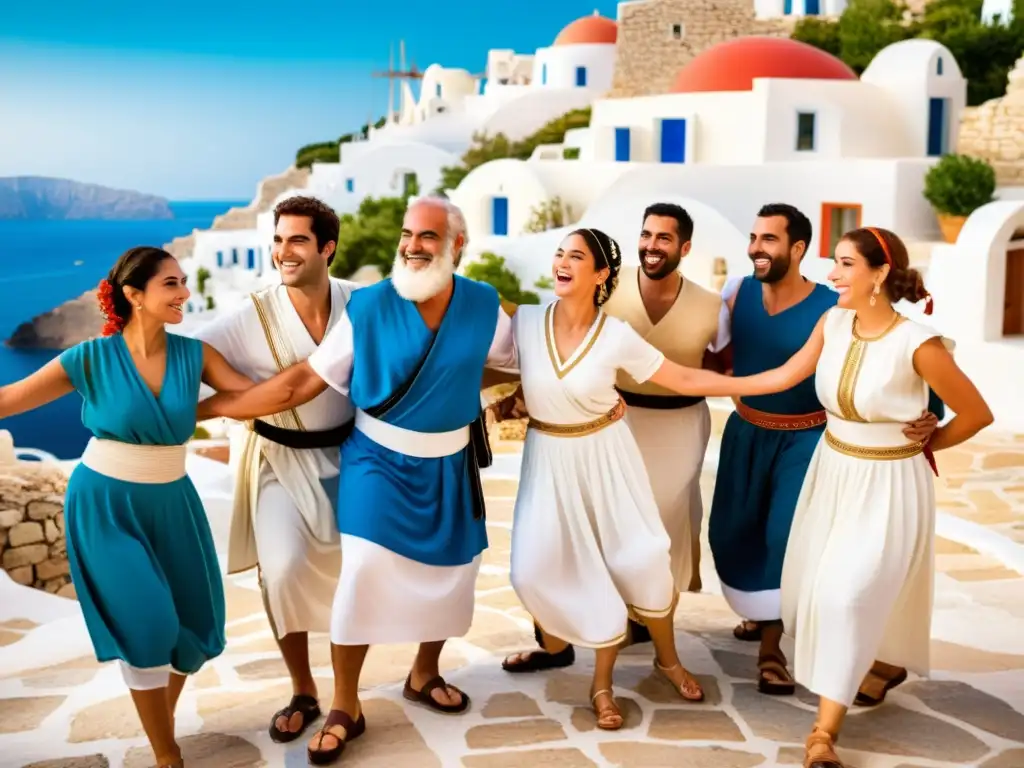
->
<box><xmin>923</xmin><ymin>154</ymin><xmax>997</xmax><ymax>243</ymax></box>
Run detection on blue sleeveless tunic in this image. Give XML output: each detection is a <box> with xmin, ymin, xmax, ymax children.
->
<box><xmin>709</xmin><ymin>278</ymin><xmax>837</xmax><ymax>620</ymax></box>
<box><xmin>59</xmin><ymin>333</ymin><xmax>226</xmax><ymax>672</ymax></box>
<box><xmin>338</xmin><ymin>276</ymin><xmax>499</xmax><ymax>566</ymax></box>
<box><xmin>710</xmin><ymin>278</ymin><xmax>945</xmax><ymax>620</ymax></box>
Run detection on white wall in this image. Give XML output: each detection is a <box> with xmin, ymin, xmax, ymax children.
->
<box><xmin>862</xmin><ymin>39</ymin><xmax>967</xmax><ymax>157</ymax></box>
<box><xmin>532</xmin><ymin>43</ymin><xmax>615</xmax><ymax>91</ymax></box>
<box><xmin>480</xmin><ymin>88</ymin><xmax>604</xmax><ymax>144</ymax></box>
<box><xmin>591</xmin><ymin>91</ymin><xmax>758</xmax><ymax>164</ymax></box>
<box><xmin>309</xmin><ymin>142</ymin><xmax>459</xmax><ymax>210</ymax></box>
<box><xmin>982</xmin><ymin>0</ymin><xmax>1014</xmax><ymax>24</ymax></box>
<box><xmin>760</xmin><ymin>79</ymin><xmax>913</xmax><ymax>160</ymax></box>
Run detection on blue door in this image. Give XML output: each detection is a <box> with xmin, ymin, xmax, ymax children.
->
<box><xmin>492</xmin><ymin>196</ymin><xmax>509</xmax><ymax>236</ymax></box>
<box><xmin>216</xmin><ymin>250</ymin><xmax>223</xmax><ymax>268</ymax></box>
<box><xmin>615</xmin><ymin>128</ymin><xmax>631</xmax><ymax>162</ymax></box>
<box><xmin>660</xmin><ymin>119</ymin><xmax>687</xmax><ymax>163</ymax></box>
<box><xmin>575</xmin><ymin>66</ymin><xmax>587</xmax><ymax>87</ymax></box>
<box><xmin>784</xmin><ymin>0</ymin><xmax>792</xmax><ymax>12</ymax></box>
<box><xmin>927</xmin><ymin>97</ymin><xmax>947</xmax><ymax>156</ymax></box>
<box><xmin>231</xmin><ymin>248</ymin><xmax>239</xmax><ymax>265</ymax></box>
<box><xmin>805</xmin><ymin>0</ymin><xmax>820</xmax><ymax>13</ymax></box>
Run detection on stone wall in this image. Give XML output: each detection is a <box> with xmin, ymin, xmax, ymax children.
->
<box><xmin>958</xmin><ymin>55</ymin><xmax>1024</xmax><ymax>186</ymax></box>
<box><xmin>610</xmin><ymin>0</ymin><xmax>793</xmax><ymax>98</ymax></box>
<box><xmin>0</xmin><ymin>462</ymin><xmax>74</xmax><ymax>599</ymax></box>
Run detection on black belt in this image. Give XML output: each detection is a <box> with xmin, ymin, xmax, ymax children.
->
<box><xmin>617</xmin><ymin>388</ymin><xmax>705</xmax><ymax>410</ymax></box>
<box><xmin>250</xmin><ymin>418</ymin><xmax>354</xmax><ymax>449</ymax></box>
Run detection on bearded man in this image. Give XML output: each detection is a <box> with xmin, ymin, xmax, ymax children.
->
<box><xmin>198</xmin><ymin>196</ymin><xmax>518</xmax><ymax>766</ymax></box>
<box><xmin>711</xmin><ymin>203</ymin><xmax>940</xmax><ymax>702</ymax></box>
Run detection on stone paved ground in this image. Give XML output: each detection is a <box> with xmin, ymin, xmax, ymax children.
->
<box><xmin>1</xmin><ymin>409</ymin><xmax>1023</xmax><ymax>768</ymax></box>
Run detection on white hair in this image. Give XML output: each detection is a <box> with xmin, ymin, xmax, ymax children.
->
<box><xmin>407</xmin><ymin>195</ymin><xmax>469</xmax><ymax>255</ymax></box>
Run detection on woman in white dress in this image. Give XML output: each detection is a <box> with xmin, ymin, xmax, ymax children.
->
<box><xmin>619</xmin><ymin>226</ymin><xmax>992</xmax><ymax>768</ymax></box>
<box><xmin>496</xmin><ymin>228</ymin><xmax>706</xmax><ymax>730</ymax></box>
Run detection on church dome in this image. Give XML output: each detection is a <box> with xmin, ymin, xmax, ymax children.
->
<box><xmin>670</xmin><ymin>36</ymin><xmax>858</xmax><ymax>94</ymax></box>
<box><xmin>553</xmin><ymin>12</ymin><xmax>618</xmax><ymax>46</ymax></box>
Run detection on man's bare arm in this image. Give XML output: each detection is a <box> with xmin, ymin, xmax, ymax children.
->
<box><xmin>197</xmin><ymin>361</ymin><xmax>327</xmax><ymax>421</ymax></box>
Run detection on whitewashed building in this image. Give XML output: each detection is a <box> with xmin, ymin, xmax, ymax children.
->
<box><xmin>450</xmin><ymin>36</ymin><xmax>967</xmax><ymax>288</ymax></box>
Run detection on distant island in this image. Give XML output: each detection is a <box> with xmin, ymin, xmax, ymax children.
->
<box><xmin>0</xmin><ymin>176</ymin><xmax>174</xmax><ymax>220</ymax></box>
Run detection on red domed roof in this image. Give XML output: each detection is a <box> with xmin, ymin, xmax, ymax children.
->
<box><xmin>553</xmin><ymin>12</ymin><xmax>617</xmax><ymax>46</ymax></box>
<box><xmin>671</xmin><ymin>36</ymin><xmax>858</xmax><ymax>94</ymax></box>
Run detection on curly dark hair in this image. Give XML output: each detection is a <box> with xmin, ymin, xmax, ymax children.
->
<box><xmin>273</xmin><ymin>195</ymin><xmax>340</xmax><ymax>266</ymax></box>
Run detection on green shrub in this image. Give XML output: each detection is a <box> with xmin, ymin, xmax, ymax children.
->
<box><xmin>923</xmin><ymin>153</ymin><xmax>997</xmax><ymax>216</ymax></box>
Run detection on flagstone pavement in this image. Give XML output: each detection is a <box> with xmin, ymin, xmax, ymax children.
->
<box><xmin>1</xmin><ymin>409</ymin><xmax>1023</xmax><ymax>767</ymax></box>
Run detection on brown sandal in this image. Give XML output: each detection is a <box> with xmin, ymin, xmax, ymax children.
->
<box><xmin>804</xmin><ymin>726</ymin><xmax>843</xmax><ymax>767</ymax></box>
<box><xmin>654</xmin><ymin>660</ymin><xmax>705</xmax><ymax>702</ymax></box>
<box><xmin>307</xmin><ymin>709</ymin><xmax>366</xmax><ymax>766</ymax></box>
<box><xmin>757</xmin><ymin>649</ymin><xmax>795</xmax><ymax>696</ymax></box>
<box><xmin>590</xmin><ymin>688</ymin><xmax>623</xmax><ymax>730</ymax></box>
<box><xmin>733</xmin><ymin>620</ymin><xmax>762</xmax><ymax>641</ymax></box>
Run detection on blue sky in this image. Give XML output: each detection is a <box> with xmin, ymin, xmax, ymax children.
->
<box><xmin>0</xmin><ymin>0</ymin><xmax>618</xmax><ymax>200</ymax></box>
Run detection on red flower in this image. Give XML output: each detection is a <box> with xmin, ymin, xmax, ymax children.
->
<box><xmin>97</xmin><ymin>279</ymin><xmax>125</xmax><ymax>336</ymax></box>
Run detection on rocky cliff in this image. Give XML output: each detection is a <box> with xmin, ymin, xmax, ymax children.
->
<box><xmin>958</xmin><ymin>54</ymin><xmax>1024</xmax><ymax>185</ymax></box>
<box><xmin>0</xmin><ymin>177</ymin><xmax>173</xmax><ymax>220</ymax></box>
<box><xmin>5</xmin><ymin>166</ymin><xmax>310</xmax><ymax>350</ymax></box>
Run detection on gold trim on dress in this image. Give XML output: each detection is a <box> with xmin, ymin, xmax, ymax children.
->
<box><xmin>528</xmin><ymin>401</ymin><xmax>624</xmax><ymax>438</ymax></box>
<box><xmin>825</xmin><ymin>430</ymin><xmax>925</xmax><ymax>460</ymax></box>
<box><xmin>544</xmin><ymin>302</ymin><xmax>607</xmax><ymax>380</ymax></box>
<box><xmin>250</xmin><ymin>291</ymin><xmax>305</xmax><ymax>431</ymax></box>
<box><xmin>835</xmin><ymin>312</ymin><xmax>906</xmax><ymax>423</ymax></box>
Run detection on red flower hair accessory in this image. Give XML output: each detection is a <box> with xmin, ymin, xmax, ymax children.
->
<box><xmin>97</xmin><ymin>279</ymin><xmax>125</xmax><ymax>336</ymax></box>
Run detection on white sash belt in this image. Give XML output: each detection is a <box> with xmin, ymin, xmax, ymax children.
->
<box><xmin>80</xmin><ymin>438</ymin><xmax>187</xmax><ymax>483</ymax></box>
<box><xmin>354</xmin><ymin>409</ymin><xmax>468</xmax><ymax>458</ymax></box>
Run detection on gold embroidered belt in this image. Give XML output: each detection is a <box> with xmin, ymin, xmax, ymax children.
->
<box><xmin>825</xmin><ymin>430</ymin><xmax>925</xmax><ymax>461</ymax></box>
<box><xmin>528</xmin><ymin>401</ymin><xmax>624</xmax><ymax>438</ymax></box>
<box><xmin>735</xmin><ymin>401</ymin><xmax>827</xmax><ymax>431</ymax></box>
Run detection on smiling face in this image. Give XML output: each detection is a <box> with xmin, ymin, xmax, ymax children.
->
<box><xmin>638</xmin><ymin>214</ymin><xmax>689</xmax><ymax>280</ymax></box>
<box><xmin>749</xmin><ymin>215</ymin><xmax>801</xmax><ymax>284</ymax></box>
<box><xmin>124</xmin><ymin>257</ymin><xmax>190</xmax><ymax>325</ymax></box>
<box><xmin>391</xmin><ymin>201</ymin><xmax>461</xmax><ymax>302</ymax></box>
<box><xmin>272</xmin><ymin>214</ymin><xmax>331</xmax><ymax>287</ymax></box>
<box><xmin>552</xmin><ymin>232</ymin><xmax>609</xmax><ymax>303</ymax></box>
<box><xmin>828</xmin><ymin>237</ymin><xmax>889</xmax><ymax>309</ymax></box>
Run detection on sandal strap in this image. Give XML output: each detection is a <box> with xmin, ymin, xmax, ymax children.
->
<box><xmin>591</xmin><ymin>688</ymin><xmax>613</xmax><ymax>703</ymax></box>
<box><xmin>323</xmin><ymin>708</ymin><xmax>359</xmax><ymax>733</ymax></box>
<box><xmin>418</xmin><ymin>675</ymin><xmax>452</xmax><ymax>699</ymax></box>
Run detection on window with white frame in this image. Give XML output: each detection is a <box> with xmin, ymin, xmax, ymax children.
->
<box><xmin>796</xmin><ymin>112</ymin><xmax>816</xmax><ymax>151</ymax></box>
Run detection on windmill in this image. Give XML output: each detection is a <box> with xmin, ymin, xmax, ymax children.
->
<box><xmin>372</xmin><ymin>41</ymin><xmax>424</xmax><ymax>124</ymax></box>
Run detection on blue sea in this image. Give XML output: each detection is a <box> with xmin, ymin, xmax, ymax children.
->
<box><xmin>0</xmin><ymin>201</ymin><xmax>247</xmax><ymax>459</ymax></box>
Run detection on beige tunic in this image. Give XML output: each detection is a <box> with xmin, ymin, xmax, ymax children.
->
<box><xmin>194</xmin><ymin>279</ymin><xmax>355</xmax><ymax>637</ymax></box>
<box><xmin>603</xmin><ymin>267</ymin><xmax>729</xmax><ymax>591</ymax></box>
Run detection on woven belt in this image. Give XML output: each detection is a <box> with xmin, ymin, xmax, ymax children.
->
<box><xmin>735</xmin><ymin>401</ymin><xmax>826</xmax><ymax>431</ymax></box>
<box><xmin>528</xmin><ymin>401</ymin><xmax>624</xmax><ymax>438</ymax></box>
<box><xmin>825</xmin><ymin>430</ymin><xmax>925</xmax><ymax>461</ymax></box>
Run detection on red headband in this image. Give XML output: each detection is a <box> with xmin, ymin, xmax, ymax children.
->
<box><xmin>866</xmin><ymin>227</ymin><xmax>932</xmax><ymax>315</ymax></box>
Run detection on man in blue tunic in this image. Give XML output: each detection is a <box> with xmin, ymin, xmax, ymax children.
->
<box><xmin>199</xmin><ymin>196</ymin><xmax>518</xmax><ymax>764</ymax></box>
<box><xmin>711</xmin><ymin>203</ymin><xmax>940</xmax><ymax>702</ymax></box>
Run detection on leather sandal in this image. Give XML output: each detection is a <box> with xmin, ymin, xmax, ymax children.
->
<box><xmin>757</xmin><ymin>650</ymin><xmax>796</xmax><ymax>696</ymax></box>
<box><xmin>654</xmin><ymin>660</ymin><xmax>705</xmax><ymax>702</ymax></box>
<box><xmin>590</xmin><ymin>688</ymin><xmax>623</xmax><ymax>730</ymax></box>
<box><xmin>855</xmin><ymin>665</ymin><xmax>907</xmax><ymax>707</ymax></box>
<box><xmin>307</xmin><ymin>709</ymin><xmax>366</xmax><ymax>766</ymax></box>
<box><xmin>804</xmin><ymin>726</ymin><xmax>843</xmax><ymax>768</ymax></box>
<box><xmin>269</xmin><ymin>693</ymin><xmax>320</xmax><ymax>743</ymax></box>
<box><xmin>403</xmin><ymin>674</ymin><xmax>471</xmax><ymax>714</ymax></box>
<box><xmin>733</xmin><ymin>620</ymin><xmax>762</xmax><ymax>641</ymax></box>
<box><xmin>502</xmin><ymin>645</ymin><xmax>575</xmax><ymax>673</ymax></box>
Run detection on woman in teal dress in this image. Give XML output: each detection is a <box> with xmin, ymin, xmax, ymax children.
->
<box><xmin>0</xmin><ymin>246</ymin><xmax>252</xmax><ymax>768</ymax></box>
